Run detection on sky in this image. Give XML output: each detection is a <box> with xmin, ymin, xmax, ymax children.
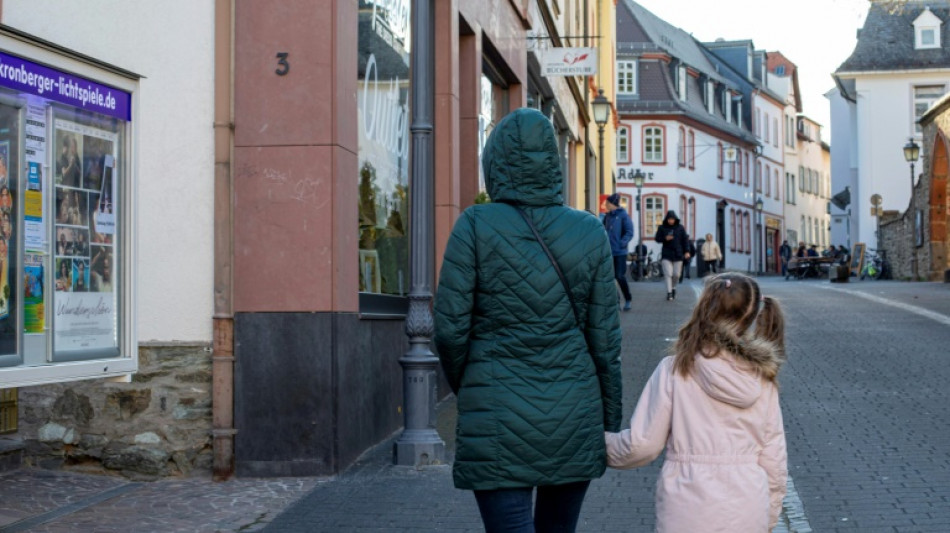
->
<box><xmin>634</xmin><ymin>0</ymin><xmax>872</xmax><ymax>139</ymax></box>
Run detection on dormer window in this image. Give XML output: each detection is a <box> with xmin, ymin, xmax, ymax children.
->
<box><xmin>677</xmin><ymin>65</ymin><xmax>687</xmax><ymax>101</ymax></box>
<box><xmin>706</xmin><ymin>81</ymin><xmax>715</xmax><ymax>114</ymax></box>
<box><xmin>914</xmin><ymin>7</ymin><xmax>942</xmax><ymax>50</ymax></box>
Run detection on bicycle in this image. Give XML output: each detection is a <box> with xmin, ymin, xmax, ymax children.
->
<box><xmin>628</xmin><ymin>250</ymin><xmax>662</xmax><ymax>282</ymax></box>
<box><xmin>860</xmin><ymin>248</ymin><xmax>891</xmax><ymax>280</ymax></box>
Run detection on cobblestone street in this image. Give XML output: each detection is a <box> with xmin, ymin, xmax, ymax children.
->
<box><xmin>2</xmin><ymin>277</ymin><xmax>949</xmax><ymax>532</ymax></box>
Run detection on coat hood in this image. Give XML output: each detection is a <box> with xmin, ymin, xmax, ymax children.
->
<box><xmin>663</xmin><ymin>210</ymin><xmax>680</xmax><ymax>225</ymax></box>
<box><xmin>481</xmin><ymin>108</ymin><xmax>563</xmax><ymax>206</ymax></box>
<box><xmin>694</xmin><ymin>332</ymin><xmax>784</xmax><ymax>409</ymax></box>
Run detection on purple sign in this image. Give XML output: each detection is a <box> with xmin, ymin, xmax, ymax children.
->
<box><xmin>0</xmin><ymin>50</ymin><xmax>131</xmax><ymax>121</ymax></box>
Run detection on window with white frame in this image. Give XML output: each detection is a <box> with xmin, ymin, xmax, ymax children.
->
<box><xmin>799</xmin><ymin>166</ymin><xmax>805</xmax><ymax>192</ymax></box>
<box><xmin>914</xmin><ymin>8</ymin><xmax>942</xmax><ymax>50</ymax></box>
<box><xmin>800</xmin><ymin>216</ymin><xmax>807</xmax><ymax>245</ymax></box>
<box><xmin>914</xmin><ymin>85</ymin><xmax>944</xmax><ymax>135</ymax></box>
<box><xmin>765</xmin><ymin>164</ymin><xmax>771</xmax><ymax>196</ymax></box>
<box><xmin>773</xmin><ymin>117</ymin><xmax>778</xmax><ymax>147</ymax></box>
<box><xmin>707</xmin><ymin>81</ymin><xmax>715</xmax><ymax>114</ymax></box>
<box><xmin>722</xmin><ymin>90</ymin><xmax>729</xmax><ymax>120</ymax></box>
<box><xmin>763</xmin><ymin>111</ymin><xmax>770</xmax><ymax>143</ymax></box>
<box><xmin>755</xmin><ymin>108</ymin><xmax>761</xmax><ymax>137</ymax></box>
<box><xmin>786</xmin><ymin>172</ymin><xmax>795</xmax><ymax>204</ymax></box>
<box><xmin>736</xmin><ymin>97</ymin><xmax>743</xmax><ymax>126</ymax></box>
<box><xmin>617</xmin><ymin>126</ymin><xmax>630</xmax><ymax>163</ymax></box>
<box><xmin>644</xmin><ymin>196</ymin><xmax>665</xmax><ymax>236</ymax></box>
<box><xmin>644</xmin><ymin>126</ymin><xmax>664</xmax><ymax>163</ymax></box>
<box><xmin>774</xmin><ymin>169</ymin><xmax>780</xmax><ymax>200</ymax></box>
<box><xmin>617</xmin><ymin>61</ymin><xmax>637</xmax><ymax>95</ymax></box>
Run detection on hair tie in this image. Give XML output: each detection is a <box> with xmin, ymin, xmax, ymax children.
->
<box><xmin>724</xmin><ymin>279</ymin><xmax>732</xmax><ymax>288</ymax></box>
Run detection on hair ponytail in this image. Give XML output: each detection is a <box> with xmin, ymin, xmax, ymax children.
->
<box><xmin>755</xmin><ymin>296</ymin><xmax>786</xmax><ymax>358</ymax></box>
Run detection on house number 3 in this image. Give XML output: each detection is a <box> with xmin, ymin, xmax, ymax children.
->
<box><xmin>275</xmin><ymin>52</ymin><xmax>289</xmax><ymax>76</ymax></box>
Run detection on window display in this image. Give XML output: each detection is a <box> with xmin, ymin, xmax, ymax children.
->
<box><xmin>0</xmin><ymin>37</ymin><xmax>135</xmax><ymax>384</ymax></box>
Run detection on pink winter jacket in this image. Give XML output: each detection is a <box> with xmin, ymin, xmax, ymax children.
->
<box><xmin>606</xmin><ymin>354</ymin><xmax>788</xmax><ymax>532</ymax></box>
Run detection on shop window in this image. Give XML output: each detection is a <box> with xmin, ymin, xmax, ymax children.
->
<box><xmin>358</xmin><ymin>3</ymin><xmax>411</xmax><ymax>303</ymax></box>
<box><xmin>0</xmin><ymin>39</ymin><xmax>136</xmax><ymax>387</ymax></box>
<box><xmin>644</xmin><ymin>195</ymin><xmax>665</xmax><ymax>237</ymax></box>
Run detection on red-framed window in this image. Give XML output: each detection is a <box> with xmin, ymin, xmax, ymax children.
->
<box><xmin>643</xmin><ymin>194</ymin><xmax>667</xmax><ymax>237</ymax></box>
<box><xmin>643</xmin><ymin>124</ymin><xmax>666</xmax><ymax>164</ymax></box>
<box><xmin>688</xmin><ymin>130</ymin><xmax>695</xmax><ymax>169</ymax></box>
<box><xmin>730</xmin><ymin>209</ymin><xmax>737</xmax><ymax>251</ymax></box>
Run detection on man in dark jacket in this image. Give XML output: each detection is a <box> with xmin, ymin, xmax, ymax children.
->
<box><xmin>603</xmin><ymin>193</ymin><xmax>634</xmax><ymax>311</ymax></box>
<box><xmin>654</xmin><ymin>210</ymin><xmax>690</xmax><ymax>301</ymax></box>
<box><xmin>433</xmin><ymin>108</ymin><xmax>623</xmax><ymax>530</ymax></box>
<box><xmin>779</xmin><ymin>240</ymin><xmax>792</xmax><ymax>277</ymax></box>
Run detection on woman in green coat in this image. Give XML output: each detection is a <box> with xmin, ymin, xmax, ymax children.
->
<box><xmin>434</xmin><ymin>108</ymin><xmax>623</xmax><ymax>532</ymax></box>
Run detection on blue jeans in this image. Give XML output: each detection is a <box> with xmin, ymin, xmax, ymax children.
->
<box><xmin>613</xmin><ymin>255</ymin><xmax>631</xmax><ymax>302</ymax></box>
<box><xmin>474</xmin><ymin>480</ymin><xmax>591</xmax><ymax>533</ymax></box>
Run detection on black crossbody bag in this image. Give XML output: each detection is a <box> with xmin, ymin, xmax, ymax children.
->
<box><xmin>507</xmin><ymin>204</ymin><xmax>582</xmax><ymax>328</ymax></box>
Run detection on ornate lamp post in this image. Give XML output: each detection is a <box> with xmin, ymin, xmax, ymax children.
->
<box><xmin>754</xmin><ymin>196</ymin><xmax>764</xmax><ymax>275</ymax></box>
<box><xmin>592</xmin><ymin>90</ymin><xmax>612</xmax><ymax>199</ymax></box>
<box><xmin>631</xmin><ymin>168</ymin><xmax>651</xmax><ymax>280</ymax></box>
<box><xmin>394</xmin><ymin>0</ymin><xmax>445</xmax><ymax>466</ymax></box>
<box><xmin>903</xmin><ymin>138</ymin><xmax>920</xmax><ymax>279</ymax></box>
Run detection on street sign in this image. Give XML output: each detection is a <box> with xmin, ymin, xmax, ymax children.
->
<box><xmin>871</xmin><ymin>206</ymin><xmax>883</xmax><ymax>217</ymax></box>
<box><xmin>723</xmin><ymin>147</ymin><xmax>737</xmax><ymax>163</ymax></box>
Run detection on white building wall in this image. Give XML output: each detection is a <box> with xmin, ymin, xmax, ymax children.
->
<box><xmin>827</xmin><ymin>87</ymin><xmax>856</xmax><ymax>248</ymax></box>
<box><xmin>3</xmin><ymin>1</ymin><xmax>215</xmax><ymax>342</ymax></box>
<box><xmin>617</xmin><ymin>118</ymin><xmax>758</xmax><ymax>272</ymax></box>
<box><xmin>838</xmin><ymin>72</ymin><xmax>950</xmax><ymax>248</ymax></box>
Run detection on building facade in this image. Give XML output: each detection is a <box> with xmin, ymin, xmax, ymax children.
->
<box><xmin>0</xmin><ymin>0</ymin><xmax>620</xmax><ymax>479</ymax></box>
<box><xmin>831</xmin><ymin>0</ymin><xmax>950</xmax><ymax>250</ymax></box>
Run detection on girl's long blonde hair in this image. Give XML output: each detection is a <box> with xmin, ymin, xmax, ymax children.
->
<box><xmin>672</xmin><ymin>273</ymin><xmax>786</xmax><ymax>380</ymax></box>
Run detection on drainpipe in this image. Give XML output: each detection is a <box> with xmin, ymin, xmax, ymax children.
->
<box><xmin>212</xmin><ymin>0</ymin><xmax>236</xmax><ymax>481</ymax></box>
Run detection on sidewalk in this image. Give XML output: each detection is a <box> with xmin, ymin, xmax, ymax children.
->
<box><xmin>0</xmin><ymin>278</ymin><xmax>806</xmax><ymax>532</ymax></box>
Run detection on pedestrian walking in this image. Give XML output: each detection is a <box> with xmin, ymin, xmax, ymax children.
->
<box><xmin>678</xmin><ymin>235</ymin><xmax>696</xmax><ymax>283</ymax></box>
<box><xmin>603</xmin><ymin>193</ymin><xmax>634</xmax><ymax>310</ymax></box>
<box><xmin>700</xmin><ymin>233</ymin><xmax>722</xmax><ymax>276</ymax></box>
<box><xmin>605</xmin><ymin>272</ymin><xmax>788</xmax><ymax>532</ymax></box>
<box><xmin>434</xmin><ymin>108</ymin><xmax>623</xmax><ymax>533</ymax></box>
<box><xmin>779</xmin><ymin>240</ymin><xmax>792</xmax><ymax>277</ymax></box>
<box><xmin>654</xmin><ymin>210</ymin><xmax>690</xmax><ymax>301</ymax></box>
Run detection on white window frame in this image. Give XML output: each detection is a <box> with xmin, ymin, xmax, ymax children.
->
<box><xmin>644</xmin><ymin>196</ymin><xmax>665</xmax><ymax>237</ymax></box>
<box><xmin>913</xmin><ymin>85</ymin><xmax>945</xmax><ymax>135</ymax></box>
<box><xmin>617</xmin><ymin>60</ymin><xmax>637</xmax><ymax>95</ymax></box>
<box><xmin>706</xmin><ymin>81</ymin><xmax>715</xmax><ymax>114</ymax></box>
<box><xmin>617</xmin><ymin>126</ymin><xmax>630</xmax><ymax>163</ymax></box>
<box><xmin>643</xmin><ymin>126</ymin><xmax>664</xmax><ymax>163</ymax></box>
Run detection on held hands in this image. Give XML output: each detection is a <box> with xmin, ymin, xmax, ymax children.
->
<box><xmin>665</xmin><ymin>234</ymin><xmax>673</xmax><ymax>241</ymax></box>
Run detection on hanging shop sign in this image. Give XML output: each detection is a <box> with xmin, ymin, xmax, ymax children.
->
<box><xmin>540</xmin><ymin>48</ymin><xmax>598</xmax><ymax>77</ymax></box>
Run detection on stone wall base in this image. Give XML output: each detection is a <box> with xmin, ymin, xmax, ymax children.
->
<box><xmin>16</xmin><ymin>343</ymin><xmax>212</xmax><ymax>480</ymax></box>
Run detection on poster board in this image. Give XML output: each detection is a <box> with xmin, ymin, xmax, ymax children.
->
<box><xmin>850</xmin><ymin>242</ymin><xmax>866</xmax><ymax>277</ymax></box>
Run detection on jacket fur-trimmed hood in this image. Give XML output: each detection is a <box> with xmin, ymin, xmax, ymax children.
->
<box><xmin>694</xmin><ymin>325</ymin><xmax>785</xmax><ymax>408</ymax></box>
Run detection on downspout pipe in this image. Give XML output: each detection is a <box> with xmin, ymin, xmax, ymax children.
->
<box><xmin>211</xmin><ymin>0</ymin><xmax>236</xmax><ymax>481</ymax></box>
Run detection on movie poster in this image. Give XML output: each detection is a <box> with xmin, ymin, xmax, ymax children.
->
<box><xmin>53</xmin><ymin>119</ymin><xmax>117</xmax><ymax>353</ymax></box>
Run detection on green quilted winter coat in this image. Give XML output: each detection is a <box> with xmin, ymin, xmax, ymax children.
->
<box><xmin>434</xmin><ymin>108</ymin><xmax>623</xmax><ymax>491</ymax></box>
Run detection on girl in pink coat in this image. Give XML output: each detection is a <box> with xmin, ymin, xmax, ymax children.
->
<box><xmin>606</xmin><ymin>273</ymin><xmax>788</xmax><ymax>532</ymax></box>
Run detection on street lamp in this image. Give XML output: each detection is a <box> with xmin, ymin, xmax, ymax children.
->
<box><xmin>592</xmin><ymin>89</ymin><xmax>612</xmax><ymax>200</ymax></box>
<box><xmin>754</xmin><ymin>196</ymin><xmax>764</xmax><ymax>275</ymax></box>
<box><xmin>903</xmin><ymin>138</ymin><xmax>920</xmax><ymax>279</ymax></box>
<box><xmin>631</xmin><ymin>168</ymin><xmax>652</xmax><ymax>280</ymax></box>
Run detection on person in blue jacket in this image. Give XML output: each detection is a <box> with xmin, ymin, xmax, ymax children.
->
<box><xmin>603</xmin><ymin>193</ymin><xmax>634</xmax><ymax>311</ymax></box>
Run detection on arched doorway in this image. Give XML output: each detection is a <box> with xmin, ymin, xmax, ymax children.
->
<box><xmin>929</xmin><ymin>133</ymin><xmax>949</xmax><ymax>279</ymax></box>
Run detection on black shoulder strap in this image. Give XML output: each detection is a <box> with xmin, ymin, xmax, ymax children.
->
<box><xmin>508</xmin><ymin>204</ymin><xmax>582</xmax><ymax>328</ymax></box>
